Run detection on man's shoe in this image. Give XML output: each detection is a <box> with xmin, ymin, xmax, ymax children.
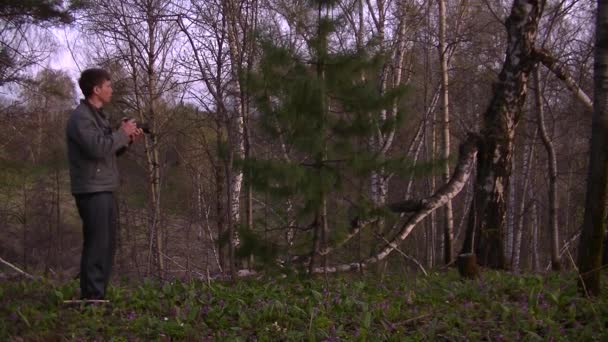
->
<box><xmin>63</xmin><ymin>298</ymin><xmax>110</xmax><ymax>306</ymax></box>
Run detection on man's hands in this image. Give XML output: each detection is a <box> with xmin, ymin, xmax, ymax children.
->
<box><xmin>120</xmin><ymin>118</ymin><xmax>144</xmax><ymax>143</ymax></box>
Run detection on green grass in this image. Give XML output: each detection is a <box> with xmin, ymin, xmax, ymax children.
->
<box><xmin>1</xmin><ymin>270</ymin><xmax>607</xmax><ymax>340</ymax></box>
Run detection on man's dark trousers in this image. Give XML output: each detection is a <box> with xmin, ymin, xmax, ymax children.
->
<box><xmin>75</xmin><ymin>192</ymin><xmax>117</xmax><ymax>300</ymax></box>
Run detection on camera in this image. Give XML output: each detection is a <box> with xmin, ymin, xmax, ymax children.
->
<box><xmin>136</xmin><ymin>122</ymin><xmax>151</xmax><ymax>134</ymax></box>
<box><xmin>122</xmin><ymin>117</ymin><xmax>151</xmax><ymax>134</ymax></box>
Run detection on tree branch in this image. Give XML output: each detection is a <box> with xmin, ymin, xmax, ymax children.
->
<box><xmin>308</xmin><ymin>134</ymin><xmax>480</xmax><ymax>274</ymax></box>
<box><xmin>0</xmin><ymin>257</ymin><xmax>35</xmax><ymax>279</ymax></box>
<box><xmin>533</xmin><ymin>48</ymin><xmax>593</xmax><ymax>112</ymax></box>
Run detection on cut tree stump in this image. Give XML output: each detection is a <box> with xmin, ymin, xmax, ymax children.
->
<box><xmin>457</xmin><ymin>253</ymin><xmax>480</xmax><ymax>279</ymax></box>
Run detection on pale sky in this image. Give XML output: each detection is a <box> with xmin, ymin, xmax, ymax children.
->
<box><xmin>50</xmin><ymin>27</ymin><xmax>82</xmax><ymax>81</ymax></box>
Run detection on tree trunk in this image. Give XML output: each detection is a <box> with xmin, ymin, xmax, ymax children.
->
<box><xmin>511</xmin><ymin>128</ymin><xmax>536</xmax><ymax>272</ymax></box>
<box><xmin>245</xmin><ymin>152</ymin><xmax>253</xmax><ymax>269</ymax></box>
<box><xmin>214</xmin><ymin>113</ymin><xmax>227</xmax><ymax>272</ymax></box>
<box><xmin>226</xmin><ymin>153</ymin><xmax>241</xmax><ymax>280</ymax></box>
<box><xmin>438</xmin><ymin>0</ymin><xmax>454</xmax><ymax>265</ymax></box>
<box><xmin>531</xmin><ymin>193</ymin><xmax>540</xmax><ymax>272</ymax></box>
<box><xmin>144</xmin><ymin>130</ymin><xmax>163</xmax><ymax>276</ymax></box>
<box><xmin>460</xmin><ymin>0</ymin><xmax>546</xmax><ymax>270</ymax></box>
<box><xmin>428</xmin><ymin>109</ymin><xmax>437</xmax><ymax>267</ymax></box>
<box><xmin>577</xmin><ymin>0</ymin><xmax>608</xmax><ymax>296</ymax></box>
<box><xmin>534</xmin><ymin>68</ymin><xmax>561</xmax><ymax>271</ymax></box>
<box><xmin>309</xmin><ymin>1</ymin><xmax>329</xmax><ymax>274</ymax></box>
<box><xmin>55</xmin><ymin>164</ymin><xmax>62</xmax><ymax>271</ymax></box>
<box><xmin>424</xmin><ymin>5</ymin><xmax>435</xmax><ymax>268</ymax></box>
<box><xmin>222</xmin><ymin>0</ymin><xmax>253</xmax><ymax>279</ymax></box>
<box><xmin>274</xmin><ymin>120</ymin><xmax>296</xmax><ymax>251</ymax></box>
<box><xmin>176</xmin><ymin>12</ymin><xmax>231</xmax><ymax>274</ymax></box>
<box><xmin>145</xmin><ymin>12</ymin><xmax>164</xmax><ymax>276</ymax></box>
<box><xmin>88</xmin><ymin>0</ymin><xmax>176</xmax><ymax>278</ymax></box>
<box><xmin>369</xmin><ymin>0</ymin><xmax>389</xmax><ymax>231</ymax></box>
<box><xmin>505</xmin><ymin>151</ymin><xmax>516</xmax><ymax>265</ymax></box>
<box><xmin>193</xmin><ymin>171</ymin><xmax>222</xmax><ymax>273</ymax></box>
<box><xmin>429</xmin><ymin>37</ymin><xmax>438</xmax><ymax>267</ymax></box>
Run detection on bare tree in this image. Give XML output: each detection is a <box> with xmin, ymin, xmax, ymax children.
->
<box><xmin>511</xmin><ymin>124</ymin><xmax>537</xmax><ymax>272</ymax></box>
<box><xmin>0</xmin><ymin>0</ymin><xmax>76</xmax><ymax>85</ymax></box>
<box><xmin>438</xmin><ymin>0</ymin><xmax>454</xmax><ymax>265</ymax></box>
<box><xmin>80</xmin><ymin>0</ymin><xmax>181</xmax><ymax>276</ymax></box>
<box><xmin>578</xmin><ymin>0</ymin><xmax>608</xmax><ymax>296</ymax></box>
<box><xmin>0</xmin><ymin>23</ymin><xmax>57</xmax><ymax>86</ymax></box>
<box><xmin>221</xmin><ymin>0</ymin><xmax>259</xmax><ymax>278</ymax></box>
<box><xmin>460</xmin><ymin>0</ymin><xmax>547</xmax><ymax>270</ymax></box>
<box><xmin>534</xmin><ymin>68</ymin><xmax>561</xmax><ymax>270</ymax></box>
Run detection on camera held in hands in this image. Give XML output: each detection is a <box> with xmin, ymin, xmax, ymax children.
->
<box><xmin>122</xmin><ymin>117</ymin><xmax>151</xmax><ymax>134</ymax></box>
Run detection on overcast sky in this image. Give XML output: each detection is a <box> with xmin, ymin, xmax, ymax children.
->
<box><xmin>50</xmin><ymin>27</ymin><xmax>82</xmax><ymax>80</ymax></box>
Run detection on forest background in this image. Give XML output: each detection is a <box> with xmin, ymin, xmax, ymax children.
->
<box><xmin>0</xmin><ymin>0</ymin><xmax>599</xmax><ymax>284</ymax></box>
<box><xmin>4</xmin><ymin>0</ymin><xmax>608</xmax><ymax>339</ymax></box>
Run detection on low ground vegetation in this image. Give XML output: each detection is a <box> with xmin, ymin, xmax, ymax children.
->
<box><xmin>1</xmin><ymin>270</ymin><xmax>606</xmax><ymax>340</ymax></box>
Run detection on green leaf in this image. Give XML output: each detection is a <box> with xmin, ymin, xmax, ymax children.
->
<box><xmin>362</xmin><ymin>311</ymin><xmax>372</xmax><ymax>329</ymax></box>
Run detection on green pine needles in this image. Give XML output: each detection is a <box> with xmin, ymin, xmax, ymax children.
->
<box><xmin>239</xmin><ymin>0</ymin><xmax>412</xmax><ymax>268</ymax></box>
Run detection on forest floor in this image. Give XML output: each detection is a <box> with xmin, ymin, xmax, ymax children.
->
<box><xmin>1</xmin><ymin>269</ymin><xmax>607</xmax><ymax>340</ymax></box>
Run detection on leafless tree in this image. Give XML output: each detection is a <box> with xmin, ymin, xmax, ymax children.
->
<box><xmin>578</xmin><ymin>0</ymin><xmax>607</xmax><ymax>296</ymax></box>
<box><xmin>79</xmin><ymin>0</ymin><xmax>182</xmax><ymax>276</ymax></box>
<box><xmin>460</xmin><ymin>0</ymin><xmax>547</xmax><ymax>270</ymax></box>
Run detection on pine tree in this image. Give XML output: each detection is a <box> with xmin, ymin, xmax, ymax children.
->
<box><xmin>240</xmin><ymin>0</ymin><xmax>409</xmax><ymax>273</ymax></box>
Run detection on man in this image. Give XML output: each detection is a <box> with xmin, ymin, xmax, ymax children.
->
<box><xmin>66</xmin><ymin>68</ymin><xmax>143</xmax><ymax>300</ymax></box>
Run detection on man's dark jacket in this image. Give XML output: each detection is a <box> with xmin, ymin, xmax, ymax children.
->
<box><xmin>66</xmin><ymin>100</ymin><xmax>130</xmax><ymax>194</ymax></box>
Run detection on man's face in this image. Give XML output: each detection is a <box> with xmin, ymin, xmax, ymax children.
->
<box><xmin>94</xmin><ymin>80</ymin><xmax>113</xmax><ymax>104</ymax></box>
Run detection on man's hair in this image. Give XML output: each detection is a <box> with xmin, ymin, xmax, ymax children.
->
<box><xmin>78</xmin><ymin>68</ymin><xmax>111</xmax><ymax>98</ymax></box>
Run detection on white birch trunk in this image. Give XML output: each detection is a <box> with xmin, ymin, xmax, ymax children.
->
<box><xmin>438</xmin><ymin>0</ymin><xmax>454</xmax><ymax>265</ymax></box>
<box><xmin>461</xmin><ymin>0</ymin><xmax>546</xmax><ymax>269</ymax></box>
<box><xmin>534</xmin><ymin>68</ymin><xmax>561</xmax><ymax>271</ymax></box>
<box><xmin>369</xmin><ymin>0</ymin><xmax>389</xmax><ymax>212</ymax></box>
<box><xmin>511</xmin><ymin>129</ymin><xmax>536</xmax><ymax>272</ymax></box>
<box><xmin>223</xmin><ymin>0</ymin><xmax>251</xmax><ymax>277</ymax></box>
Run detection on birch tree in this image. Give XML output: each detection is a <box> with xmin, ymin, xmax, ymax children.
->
<box><xmin>176</xmin><ymin>0</ymin><xmax>230</xmax><ymax>272</ymax></box>
<box><xmin>510</xmin><ymin>125</ymin><xmax>536</xmax><ymax>272</ymax></box>
<box><xmin>81</xmin><ymin>0</ymin><xmax>181</xmax><ymax>276</ymax></box>
<box><xmin>177</xmin><ymin>0</ymin><xmax>258</xmax><ymax>278</ymax></box>
<box><xmin>460</xmin><ymin>0</ymin><xmax>547</xmax><ymax>269</ymax></box>
<box><xmin>438</xmin><ymin>0</ymin><xmax>454</xmax><ymax>265</ymax></box>
<box><xmin>534</xmin><ymin>68</ymin><xmax>561</xmax><ymax>271</ymax></box>
<box><xmin>221</xmin><ymin>0</ymin><xmax>259</xmax><ymax>277</ymax></box>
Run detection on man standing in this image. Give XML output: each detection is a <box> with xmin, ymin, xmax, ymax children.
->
<box><xmin>66</xmin><ymin>68</ymin><xmax>142</xmax><ymax>300</ymax></box>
